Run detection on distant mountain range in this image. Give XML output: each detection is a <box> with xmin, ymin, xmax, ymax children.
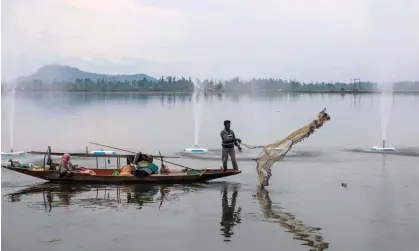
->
<box><xmin>15</xmin><ymin>64</ymin><xmax>157</xmax><ymax>83</ymax></box>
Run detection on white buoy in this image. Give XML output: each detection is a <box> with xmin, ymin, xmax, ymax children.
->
<box><xmin>371</xmin><ymin>139</ymin><xmax>396</xmax><ymax>152</ymax></box>
<box><xmin>183</xmin><ymin>145</ymin><xmax>208</xmax><ymax>153</ymax></box>
<box><xmin>90</xmin><ymin>150</ymin><xmax>117</xmax><ymax>155</ymax></box>
<box><xmin>1</xmin><ymin>151</ymin><xmax>26</xmax><ymax>157</ymax></box>
<box><xmin>371</xmin><ymin>146</ymin><xmax>396</xmax><ymax>152</ymax></box>
<box><xmin>1</xmin><ymin>148</ymin><xmax>26</xmax><ymax>157</ymax></box>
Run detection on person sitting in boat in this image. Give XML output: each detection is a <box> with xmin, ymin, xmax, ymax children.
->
<box><xmin>58</xmin><ymin>153</ymin><xmax>76</xmax><ymax>174</ymax></box>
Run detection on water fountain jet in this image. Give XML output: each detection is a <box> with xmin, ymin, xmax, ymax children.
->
<box><xmin>370</xmin><ymin>82</ymin><xmax>396</xmax><ymax>152</ymax></box>
<box><xmin>183</xmin><ymin>79</ymin><xmax>208</xmax><ymax>154</ymax></box>
<box><xmin>1</xmin><ymin>87</ymin><xmax>26</xmax><ymax>157</ymax></box>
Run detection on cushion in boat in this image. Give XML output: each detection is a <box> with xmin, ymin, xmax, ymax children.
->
<box><xmin>79</xmin><ymin>168</ymin><xmax>96</xmax><ymax>175</ymax></box>
<box><xmin>119</xmin><ymin>165</ymin><xmax>134</xmax><ymax>176</ymax></box>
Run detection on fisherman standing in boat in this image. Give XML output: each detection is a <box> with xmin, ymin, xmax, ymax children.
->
<box><xmin>221</xmin><ymin>120</ymin><xmax>242</xmax><ymax>171</ymax></box>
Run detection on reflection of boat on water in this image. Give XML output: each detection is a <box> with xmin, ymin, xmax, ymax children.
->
<box><xmin>6</xmin><ymin>183</ymin><xmax>93</xmax><ymax>198</ymax></box>
<box><xmin>255</xmin><ymin>188</ymin><xmax>329</xmax><ymax>250</ymax></box>
<box><xmin>6</xmin><ymin>183</ymin><xmax>94</xmax><ymax>207</ymax></box>
<box><xmin>6</xmin><ymin>183</ymin><xmax>197</xmax><ymax>211</ymax></box>
<box><xmin>5</xmin><ymin>182</ymin><xmax>243</xmax><ymax>242</ymax></box>
<box><xmin>6</xmin><ymin>182</ymin><xmax>241</xmax><ymax>214</ymax></box>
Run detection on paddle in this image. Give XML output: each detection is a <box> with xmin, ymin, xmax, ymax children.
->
<box><xmin>88</xmin><ymin>142</ymin><xmax>180</xmax><ymax>159</ymax></box>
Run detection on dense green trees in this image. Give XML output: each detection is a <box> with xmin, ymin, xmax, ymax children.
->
<box><xmin>12</xmin><ymin>76</ymin><xmax>194</xmax><ymax>92</ymax></box>
<box><xmin>3</xmin><ymin>76</ymin><xmax>418</xmax><ymax>92</ymax></box>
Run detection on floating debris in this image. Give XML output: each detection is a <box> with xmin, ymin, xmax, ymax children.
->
<box><xmin>45</xmin><ymin>239</ymin><xmax>61</xmax><ymax>244</ymax></box>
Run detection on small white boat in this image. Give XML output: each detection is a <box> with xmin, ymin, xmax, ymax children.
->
<box><xmin>90</xmin><ymin>150</ymin><xmax>117</xmax><ymax>155</ymax></box>
<box><xmin>1</xmin><ymin>150</ymin><xmax>26</xmax><ymax>157</ymax></box>
<box><xmin>183</xmin><ymin>148</ymin><xmax>208</xmax><ymax>153</ymax></box>
<box><xmin>371</xmin><ymin>146</ymin><xmax>396</xmax><ymax>152</ymax></box>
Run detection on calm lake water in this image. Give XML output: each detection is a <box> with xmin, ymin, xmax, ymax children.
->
<box><xmin>2</xmin><ymin>91</ymin><xmax>419</xmax><ymax>251</ymax></box>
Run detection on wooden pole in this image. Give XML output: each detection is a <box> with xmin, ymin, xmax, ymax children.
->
<box><xmin>88</xmin><ymin>142</ymin><xmax>179</xmax><ymax>158</ymax></box>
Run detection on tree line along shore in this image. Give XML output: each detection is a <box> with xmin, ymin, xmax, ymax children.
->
<box><xmin>2</xmin><ymin>76</ymin><xmax>418</xmax><ymax>93</ymax></box>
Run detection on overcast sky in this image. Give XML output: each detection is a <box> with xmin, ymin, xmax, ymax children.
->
<box><xmin>1</xmin><ymin>0</ymin><xmax>418</xmax><ymax>82</ymax></box>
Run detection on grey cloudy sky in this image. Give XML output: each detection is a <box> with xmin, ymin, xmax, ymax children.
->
<box><xmin>1</xmin><ymin>0</ymin><xmax>418</xmax><ymax>82</ymax></box>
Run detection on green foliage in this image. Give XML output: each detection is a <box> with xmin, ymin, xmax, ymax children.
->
<box><xmin>3</xmin><ymin>76</ymin><xmax>419</xmax><ymax>93</ymax></box>
<box><xmin>13</xmin><ymin>76</ymin><xmax>195</xmax><ymax>92</ymax></box>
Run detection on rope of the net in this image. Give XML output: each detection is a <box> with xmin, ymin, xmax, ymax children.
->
<box><xmin>240</xmin><ymin>126</ymin><xmax>314</xmax><ymax>151</ymax></box>
<box><xmin>240</xmin><ymin>142</ymin><xmax>264</xmax><ymax>149</ymax></box>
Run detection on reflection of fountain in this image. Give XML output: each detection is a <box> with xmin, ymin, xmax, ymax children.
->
<box><xmin>367</xmin><ymin>154</ymin><xmax>395</xmax><ymax>250</ymax></box>
<box><xmin>255</xmin><ymin>187</ymin><xmax>329</xmax><ymax>250</ymax></box>
<box><xmin>220</xmin><ymin>184</ymin><xmax>242</xmax><ymax>242</ymax></box>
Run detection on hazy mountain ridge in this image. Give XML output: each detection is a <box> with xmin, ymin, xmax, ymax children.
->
<box><xmin>2</xmin><ymin>64</ymin><xmax>418</xmax><ymax>93</ymax></box>
<box><xmin>15</xmin><ymin>64</ymin><xmax>157</xmax><ymax>83</ymax></box>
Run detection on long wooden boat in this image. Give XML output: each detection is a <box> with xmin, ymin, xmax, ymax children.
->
<box><xmin>1</xmin><ymin>165</ymin><xmax>241</xmax><ymax>184</ymax></box>
<box><xmin>4</xmin><ymin>145</ymin><xmax>241</xmax><ymax>184</ymax></box>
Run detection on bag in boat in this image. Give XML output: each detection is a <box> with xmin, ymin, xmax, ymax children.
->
<box><xmin>138</xmin><ymin>161</ymin><xmax>149</xmax><ymax>168</ymax></box>
<box><xmin>133</xmin><ymin>161</ymin><xmax>159</xmax><ymax>176</ymax></box>
<box><xmin>148</xmin><ymin>163</ymin><xmax>159</xmax><ymax>174</ymax></box>
<box><xmin>119</xmin><ymin>165</ymin><xmax>134</xmax><ymax>176</ymax></box>
<box><xmin>134</xmin><ymin>167</ymin><xmax>153</xmax><ymax>177</ymax></box>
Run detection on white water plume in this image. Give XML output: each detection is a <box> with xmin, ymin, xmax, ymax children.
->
<box><xmin>10</xmin><ymin>87</ymin><xmax>16</xmax><ymax>150</ymax></box>
<box><xmin>193</xmin><ymin>79</ymin><xmax>204</xmax><ymax>147</ymax></box>
<box><xmin>1</xmin><ymin>87</ymin><xmax>17</xmax><ymax>152</ymax></box>
<box><xmin>379</xmin><ymin>82</ymin><xmax>394</xmax><ymax>141</ymax></box>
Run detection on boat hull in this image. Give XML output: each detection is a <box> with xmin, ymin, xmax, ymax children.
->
<box><xmin>1</xmin><ymin>165</ymin><xmax>241</xmax><ymax>184</ymax></box>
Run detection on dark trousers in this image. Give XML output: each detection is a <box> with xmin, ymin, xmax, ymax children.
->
<box><xmin>222</xmin><ymin>147</ymin><xmax>238</xmax><ymax>170</ymax></box>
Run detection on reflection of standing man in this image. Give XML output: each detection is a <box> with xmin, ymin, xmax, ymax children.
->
<box><xmin>220</xmin><ymin>185</ymin><xmax>241</xmax><ymax>241</ymax></box>
<box><xmin>220</xmin><ymin>120</ymin><xmax>242</xmax><ymax>171</ymax></box>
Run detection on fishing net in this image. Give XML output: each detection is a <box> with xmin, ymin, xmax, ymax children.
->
<box><xmin>242</xmin><ymin>109</ymin><xmax>331</xmax><ymax>187</ymax></box>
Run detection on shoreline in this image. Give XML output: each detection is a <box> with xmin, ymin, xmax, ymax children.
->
<box><xmin>2</xmin><ymin>89</ymin><xmax>419</xmax><ymax>94</ymax></box>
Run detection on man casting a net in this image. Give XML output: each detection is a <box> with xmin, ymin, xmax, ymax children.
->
<box><xmin>239</xmin><ymin>108</ymin><xmax>331</xmax><ymax>187</ymax></box>
<box><xmin>220</xmin><ymin>120</ymin><xmax>242</xmax><ymax>171</ymax></box>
